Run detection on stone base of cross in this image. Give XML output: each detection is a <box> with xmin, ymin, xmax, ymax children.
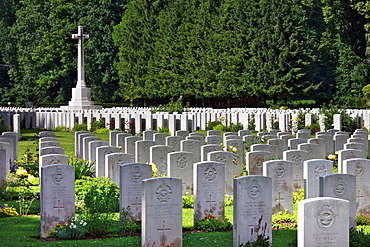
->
<box><xmin>61</xmin><ymin>87</ymin><xmax>102</xmax><ymax>110</ymax></box>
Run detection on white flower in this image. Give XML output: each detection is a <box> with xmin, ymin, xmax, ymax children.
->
<box><xmin>73</xmin><ymin>225</ymin><xmax>77</xmax><ymax>229</ymax></box>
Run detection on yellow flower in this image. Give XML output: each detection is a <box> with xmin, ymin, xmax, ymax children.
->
<box><xmin>16</xmin><ymin>168</ymin><xmax>28</xmax><ymax>176</ymax></box>
<box><xmin>150</xmin><ymin>163</ymin><xmax>158</xmax><ymax>173</ymax></box>
<box><xmin>328</xmin><ymin>154</ymin><xmax>336</xmax><ymax>160</ymax></box>
<box><xmin>28</xmin><ymin>175</ymin><xmax>35</xmax><ymax>183</ymax></box>
<box><xmin>232</xmin><ymin>147</ymin><xmax>238</xmax><ymax>152</ymax></box>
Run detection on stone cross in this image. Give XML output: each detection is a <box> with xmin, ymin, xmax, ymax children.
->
<box><xmin>72</xmin><ymin>26</ymin><xmax>89</xmax><ymax>88</ymax></box>
<box><xmin>157</xmin><ymin>220</ymin><xmax>171</xmax><ymax>242</ymax></box>
<box><xmin>206</xmin><ymin>194</ymin><xmax>216</xmax><ymax>208</ymax></box>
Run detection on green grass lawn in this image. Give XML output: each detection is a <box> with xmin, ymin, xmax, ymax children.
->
<box><xmin>1</xmin><ymin>129</ymin><xmax>368</xmax><ymax>246</ymax></box>
<box><xmin>0</xmin><ymin>214</ymin><xmax>296</xmax><ymax>247</ymax></box>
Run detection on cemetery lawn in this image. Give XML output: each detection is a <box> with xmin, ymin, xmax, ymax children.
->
<box><xmin>9</xmin><ymin>129</ymin><xmax>370</xmax><ymax>246</ymax></box>
<box><xmin>0</xmin><ymin>215</ymin><xmax>297</xmax><ymax>246</ymax></box>
<box><xmin>18</xmin><ymin>129</ymin><xmax>109</xmax><ymax>156</ymax></box>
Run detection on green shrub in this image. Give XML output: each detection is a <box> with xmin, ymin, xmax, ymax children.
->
<box><xmin>248</xmin><ymin>117</ymin><xmax>256</xmax><ymax>131</ymax></box>
<box><xmin>350</xmin><ymin>228</ymin><xmax>370</xmax><ymax>247</ymax></box>
<box><xmin>72</xmin><ymin>123</ymin><xmax>87</xmax><ymax>132</ymax></box>
<box><xmin>272</xmin><ymin>210</ymin><xmax>297</xmax><ymax>230</ymax></box>
<box><xmin>94</xmin><ymin>128</ymin><xmax>110</xmax><ymax>134</ymax></box>
<box><xmin>320</xmin><ymin>104</ymin><xmax>358</xmax><ymax>133</ymax></box>
<box><xmin>194</xmin><ymin>213</ymin><xmax>232</xmax><ymax>232</ymax></box>
<box><xmin>156</xmin><ymin>126</ymin><xmax>171</xmax><ymax>135</ymax></box>
<box><xmin>68</xmin><ymin>157</ymin><xmax>95</xmax><ymax>179</ymax></box>
<box><xmin>119</xmin><ymin>206</ymin><xmax>141</xmax><ymax>236</ymax></box>
<box><xmin>225</xmin><ymin>194</ymin><xmax>234</xmax><ymax>206</ymax></box>
<box><xmin>182</xmin><ymin>193</ymin><xmax>194</xmax><ymax>208</ymax></box>
<box><xmin>214</xmin><ymin>124</ymin><xmax>227</xmax><ymax>132</ymax></box>
<box><xmin>207</xmin><ymin>121</ymin><xmax>222</xmax><ymax>130</ymax></box>
<box><xmin>90</xmin><ymin>119</ymin><xmax>105</xmax><ymax>132</ymax></box>
<box><xmin>229</xmin><ymin>122</ymin><xmax>244</xmax><ymax>132</ymax></box>
<box><xmin>356</xmin><ymin>213</ymin><xmax>370</xmax><ymax>226</ymax></box>
<box><xmin>15</xmin><ymin>148</ymin><xmax>39</xmax><ymax>177</ymax></box>
<box><xmin>75</xmin><ymin>177</ymin><xmax>119</xmax><ymax>236</ymax></box>
<box><xmin>55</xmin><ymin>125</ymin><xmax>70</xmax><ymax>132</ymax></box>
<box><xmin>0</xmin><ymin>120</ymin><xmax>8</xmax><ymax>134</ymax></box>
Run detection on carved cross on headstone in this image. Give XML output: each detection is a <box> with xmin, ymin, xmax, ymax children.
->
<box><xmin>275</xmin><ymin>192</ymin><xmax>285</xmax><ymax>205</ymax></box>
<box><xmin>72</xmin><ymin>26</ymin><xmax>89</xmax><ymax>88</ymax></box>
<box><xmin>206</xmin><ymin>194</ymin><xmax>216</xmax><ymax>208</ymax></box>
<box><xmin>248</xmin><ymin>216</ymin><xmax>258</xmax><ymax>237</ymax></box>
<box><xmin>131</xmin><ymin>196</ymin><xmax>142</xmax><ymax>215</ymax></box>
<box><xmin>157</xmin><ymin>220</ymin><xmax>170</xmax><ymax>242</ymax></box>
<box><xmin>356</xmin><ymin>189</ymin><xmax>364</xmax><ymax>206</ymax></box>
<box><xmin>293</xmin><ymin>174</ymin><xmax>301</xmax><ymax>191</ymax></box>
<box><xmin>54</xmin><ymin>198</ymin><xmax>64</xmax><ymax>219</ymax></box>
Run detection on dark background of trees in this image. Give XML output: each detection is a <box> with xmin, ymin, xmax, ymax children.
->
<box><xmin>0</xmin><ymin>0</ymin><xmax>369</xmax><ymax>108</ymax></box>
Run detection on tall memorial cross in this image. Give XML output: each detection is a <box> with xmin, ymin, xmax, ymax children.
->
<box><xmin>72</xmin><ymin>26</ymin><xmax>89</xmax><ymax>88</ymax></box>
<box><xmin>61</xmin><ymin>26</ymin><xmax>101</xmax><ymax>110</ymax></box>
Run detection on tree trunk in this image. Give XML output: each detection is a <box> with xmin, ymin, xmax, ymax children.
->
<box><xmin>273</xmin><ymin>94</ymin><xmax>278</xmax><ymax>105</ymax></box>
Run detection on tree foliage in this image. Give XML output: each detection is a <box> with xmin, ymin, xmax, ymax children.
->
<box><xmin>0</xmin><ymin>0</ymin><xmax>369</xmax><ymax>107</ymax></box>
<box><xmin>113</xmin><ymin>0</ymin><xmax>320</xmax><ymax>103</ymax></box>
<box><xmin>0</xmin><ymin>0</ymin><xmax>126</xmax><ymax>105</ymax></box>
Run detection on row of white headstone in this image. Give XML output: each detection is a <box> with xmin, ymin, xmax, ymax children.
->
<box><xmin>0</xmin><ymin>127</ymin><xmax>363</xmax><ymax>246</ymax></box>
<box><xmin>1</xmin><ymin>106</ymin><xmax>369</xmax><ymax>133</ymax></box>
<box><xmin>38</xmin><ymin>162</ymin><xmax>352</xmax><ymax>246</ymax></box>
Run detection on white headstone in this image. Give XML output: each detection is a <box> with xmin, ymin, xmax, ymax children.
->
<box><xmin>193</xmin><ymin>161</ymin><xmax>225</xmax><ymax>221</ymax></box>
<box><xmin>343</xmin><ymin>158</ymin><xmax>370</xmax><ymax>214</ymax></box>
<box><xmin>135</xmin><ymin>140</ymin><xmax>155</xmax><ymax>163</ymax></box>
<box><xmin>304</xmin><ymin>159</ymin><xmax>333</xmax><ymax>199</ymax></box>
<box><xmin>298</xmin><ymin>197</ymin><xmax>349</xmax><ymax>247</ymax></box>
<box><xmin>168</xmin><ymin>151</ymin><xmax>194</xmax><ymax>195</ymax></box>
<box><xmin>283</xmin><ymin>150</ymin><xmax>308</xmax><ymax>192</ymax></box>
<box><xmin>263</xmin><ymin>160</ymin><xmax>293</xmax><ymax>214</ymax></box>
<box><xmin>119</xmin><ymin>163</ymin><xmax>152</xmax><ymax>220</ymax></box>
<box><xmin>246</xmin><ymin>151</ymin><xmax>271</xmax><ymax>175</ymax></box>
<box><xmin>40</xmin><ymin>164</ymin><xmax>75</xmax><ymax>238</ymax></box>
<box><xmin>106</xmin><ymin>153</ymin><xmax>134</xmax><ymax>185</ymax></box>
<box><xmin>181</xmin><ymin>139</ymin><xmax>201</xmax><ymax>163</ymax></box>
<box><xmin>319</xmin><ymin>173</ymin><xmax>356</xmax><ymax>228</ymax></box>
<box><xmin>150</xmin><ymin>145</ymin><xmax>173</xmax><ymax>176</ymax></box>
<box><xmin>233</xmin><ymin>175</ymin><xmax>272</xmax><ymax>246</ymax></box>
<box><xmin>142</xmin><ymin>177</ymin><xmax>182</xmax><ymax>247</ymax></box>
<box><xmin>95</xmin><ymin>146</ymin><xmax>120</xmax><ymax>177</ymax></box>
<box><xmin>208</xmin><ymin>151</ymin><xmax>234</xmax><ymax>194</ymax></box>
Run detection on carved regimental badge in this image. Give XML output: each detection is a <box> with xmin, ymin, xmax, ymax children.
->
<box><xmin>53</xmin><ymin>168</ymin><xmax>64</xmax><ymax>185</ymax></box>
<box><xmin>356</xmin><ymin>162</ymin><xmax>364</xmax><ymax>176</ymax></box>
<box><xmin>315</xmin><ymin>204</ymin><xmax>336</xmax><ymax>230</ymax></box>
<box><xmin>131</xmin><ymin>166</ymin><xmax>142</xmax><ymax>182</ymax></box>
<box><xmin>177</xmin><ymin>156</ymin><xmax>188</xmax><ymax>169</ymax></box>
<box><xmin>216</xmin><ymin>154</ymin><xmax>227</xmax><ymax>165</ymax></box>
<box><xmin>274</xmin><ymin>163</ymin><xmax>284</xmax><ymax>178</ymax></box>
<box><xmin>314</xmin><ymin>165</ymin><xmax>327</xmax><ymax>178</ymax></box>
<box><xmin>255</xmin><ymin>154</ymin><xmax>264</xmax><ymax>169</ymax></box>
<box><xmin>247</xmin><ymin>179</ymin><xmax>261</xmax><ymax>200</ymax></box>
<box><xmin>332</xmin><ymin>177</ymin><xmax>347</xmax><ymax>197</ymax></box>
<box><xmin>204</xmin><ymin>166</ymin><xmax>217</xmax><ymax>182</ymax></box>
<box><xmin>292</xmin><ymin>154</ymin><xmax>302</xmax><ymax>167</ymax></box>
<box><xmin>156</xmin><ymin>182</ymin><xmax>172</xmax><ymax>203</ymax></box>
